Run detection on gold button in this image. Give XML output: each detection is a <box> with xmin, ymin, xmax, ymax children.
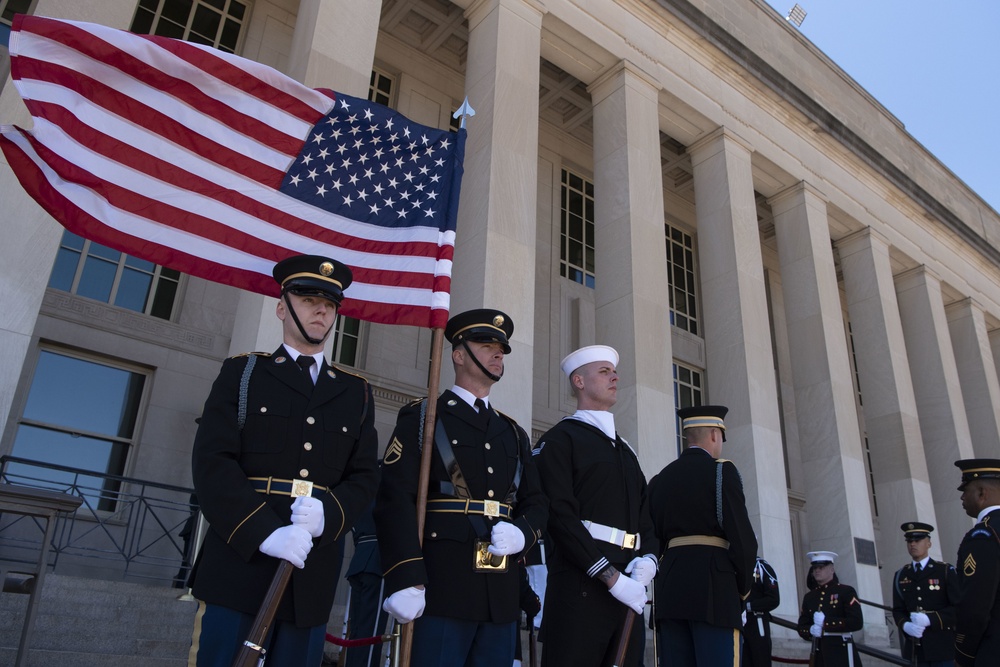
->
<box><xmin>487</xmin><ymin>490</ymin><xmax>494</xmax><ymax>498</ymax></box>
<box><xmin>488</xmin><ymin>467</ymin><xmax>494</xmax><ymax>474</ymax></box>
<box><xmin>485</xmin><ymin>443</ymin><xmax>491</xmax><ymax>450</ymax></box>
<box><xmin>431</xmin><ymin>532</ymin><xmax>438</xmax><ymax>538</ymax></box>
<box><xmin>342</xmin><ymin>426</ymin><xmax>348</xmax><ymax>432</ymax></box>
<box><xmin>260</xmin><ymin>407</ymin><xmax>267</xmax><ymax>413</ymax></box>
<box><xmin>303</xmin><ymin>442</ymin><xmax>313</xmax><ymax>451</ymax></box>
<box><xmin>452</xmin><ymin>440</ymin><xmax>458</xmax><ymax>445</ymax></box>
<box><xmin>307</xmin><ymin>416</ymin><xmax>315</xmax><ymax>425</ymax></box>
<box><xmin>299</xmin><ymin>469</ymin><xmax>309</xmax><ymax>478</ymax></box>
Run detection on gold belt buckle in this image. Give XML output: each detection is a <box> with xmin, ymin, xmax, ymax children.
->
<box><xmin>483</xmin><ymin>500</ymin><xmax>500</xmax><ymax>518</ymax></box>
<box><xmin>290</xmin><ymin>479</ymin><xmax>314</xmax><ymax>498</ymax></box>
<box><xmin>622</xmin><ymin>533</ymin><xmax>636</xmax><ymax>550</ymax></box>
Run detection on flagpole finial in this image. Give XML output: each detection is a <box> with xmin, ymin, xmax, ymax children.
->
<box><xmin>453</xmin><ymin>98</ymin><xmax>475</xmax><ymax>129</ymax></box>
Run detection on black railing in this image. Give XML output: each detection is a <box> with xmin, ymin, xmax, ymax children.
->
<box><xmin>770</xmin><ymin>613</ymin><xmax>909</xmax><ymax>666</ymax></box>
<box><xmin>0</xmin><ymin>456</ymin><xmax>197</xmax><ymax>587</ymax></box>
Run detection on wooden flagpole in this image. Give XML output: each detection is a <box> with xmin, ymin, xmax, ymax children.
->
<box><xmin>397</xmin><ymin>327</ymin><xmax>445</xmax><ymax>666</ymax></box>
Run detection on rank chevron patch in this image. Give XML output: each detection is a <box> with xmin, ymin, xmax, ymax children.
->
<box><xmin>384</xmin><ymin>437</ymin><xmax>404</xmax><ymax>465</ymax></box>
<box><xmin>963</xmin><ymin>552</ymin><xmax>977</xmax><ymax>576</ymax></box>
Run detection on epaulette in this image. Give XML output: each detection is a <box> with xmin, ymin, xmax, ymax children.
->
<box><xmin>231</xmin><ymin>351</ymin><xmax>270</xmax><ymax>359</ymax></box>
<box><xmin>406</xmin><ymin>397</ymin><xmax>426</xmax><ymax>407</ymax></box>
<box><xmin>330</xmin><ymin>364</ymin><xmax>369</xmax><ymax>384</ymax></box>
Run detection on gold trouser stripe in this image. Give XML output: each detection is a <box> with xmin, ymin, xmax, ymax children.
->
<box><xmin>731</xmin><ymin>628</ymin><xmax>739</xmax><ymax>667</ymax></box>
<box><xmin>668</xmin><ymin>535</ymin><xmax>730</xmax><ymax>549</ymax></box>
<box><xmin>188</xmin><ymin>599</ymin><xmax>206</xmax><ymax>667</ymax></box>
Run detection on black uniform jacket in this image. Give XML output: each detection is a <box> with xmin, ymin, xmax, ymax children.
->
<box><xmin>796</xmin><ymin>577</ymin><xmax>864</xmax><ymax>667</ymax></box>
<box><xmin>533</xmin><ymin>418</ymin><xmax>658</xmax><ymax>577</ymax></box>
<box><xmin>190</xmin><ymin>347</ymin><xmax>379</xmax><ymax>627</ymax></box>
<box><xmin>346</xmin><ymin>503</ymin><xmax>380</xmax><ymax>580</ymax></box>
<box><xmin>891</xmin><ymin>557</ymin><xmax>958</xmax><ymax>662</ymax></box>
<box><xmin>374</xmin><ymin>391</ymin><xmax>548</xmax><ymax>624</ymax></box>
<box><xmin>955</xmin><ymin>508</ymin><xmax>1000</xmax><ymax>666</ymax></box>
<box><xmin>648</xmin><ymin>446</ymin><xmax>757</xmax><ymax>629</ymax></box>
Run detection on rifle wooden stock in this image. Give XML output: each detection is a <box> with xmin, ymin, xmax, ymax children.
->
<box><xmin>231</xmin><ymin>560</ymin><xmax>294</xmax><ymax>667</ymax></box>
<box><xmin>612</xmin><ymin>609</ymin><xmax>637</xmax><ymax>667</ymax></box>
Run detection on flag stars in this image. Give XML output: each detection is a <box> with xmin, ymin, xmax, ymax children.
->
<box><xmin>385</xmin><ymin>118</ymin><xmax>394</xmax><ymax>131</ymax></box>
<box><xmin>420</xmin><ymin>134</ymin><xmax>430</xmax><ymax>145</ymax></box>
<box><xmin>363</xmin><ymin>108</ymin><xmax>374</xmax><ymax>121</ymax></box>
<box><xmin>363</xmin><ymin>167</ymin><xmax>376</xmax><ymax>180</ymax></box>
<box><xmin>342</xmin><ymin>194</ymin><xmax>354</xmax><ymax>206</ymax></box>
<box><xmin>339</xmin><ymin>99</ymin><xmax>351</xmax><ymax>111</ymax></box>
<box><xmin>356</xmin><ymin>189</ymin><xmax>369</xmax><ymax>201</ymax></box>
<box><xmin>403</xmin><ymin>171</ymin><xmax>415</xmax><ymax>182</ymax></box>
<box><xmin>341</xmin><ymin>158</ymin><xmax>352</xmax><ymax>169</ymax></box>
<box><xmin>335</xmin><ymin>144</ymin><xmax>348</xmax><ymax>155</ymax></box>
<box><xmin>318</xmin><ymin>148</ymin><xmax>330</xmax><ymax>159</ymax></box>
<box><xmin>301</xmin><ymin>153</ymin><xmax>314</xmax><ymax>165</ymax></box>
<box><xmin>369</xmin><ymin>203</ymin><xmax>381</xmax><ymax>215</ymax></box>
<box><xmin>348</xmin><ymin>173</ymin><xmax>360</xmax><ymax>186</ymax></box>
<box><xmin>307</xmin><ymin>168</ymin><xmax>319</xmax><ymax>181</ymax></box>
<box><xmin>311</xmin><ymin>133</ymin><xmax>325</xmax><ymax>144</ymax></box>
<box><xmin>289</xmin><ymin>174</ymin><xmax>302</xmax><ymax>186</ymax></box>
<box><xmin>316</xmin><ymin>184</ymin><xmax>327</xmax><ymax>197</ymax></box>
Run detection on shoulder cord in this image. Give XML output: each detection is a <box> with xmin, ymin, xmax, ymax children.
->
<box><xmin>237</xmin><ymin>354</ymin><xmax>258</xmax><ymax>431</ymax></box>
<box><xmin>716</xmin><ymin>461</ymin><xmax>724</xmax><ymax>529</ymax></box>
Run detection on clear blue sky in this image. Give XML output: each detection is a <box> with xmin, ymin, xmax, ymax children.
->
<box><xmin>762</xmin><ymin>0</ymin><xmax>1000</xmax><ymax>213</ymax></box>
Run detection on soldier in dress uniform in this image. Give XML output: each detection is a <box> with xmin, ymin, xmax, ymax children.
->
<box><xmin>742</xmin><ymin>556</ymin><xmax>780</xmax><ymax>667</ymax></box>
<box><xmin>533</xmin><ymin>345</ymin><xmax>659</xmax><ymax>667</ymax></box>
<box><xmin>891</xmin><ymin>522</ymin><xmax>958</xmax><ymax>667</ymax></box>
<box><xmin>189</xmin><ymin>254</ymin><xmax>379</xmax><ymax>667</ymax></box>
<box><xmin>374</xmin><ymin>309</ymin><xmax>548</xmax><ymax>667</ymax></box>
<box><xmin>953</xmin><ymin>458</ymin><xmax>1000</xmax><ymax>666</ymax></box>
<box><xmin>648</xmin><ymin>405</ymin><xmax>758</xmax><ymax>667</ymax></box>
<box><xmin>344</xmin><ymin>502</ymin><xmax>388</xmax><ymax>667</ymax></box>
<box><xmin>796</xmin><ymin>551</ymin><xmax>863</xmax><ymax>667</ymax></box>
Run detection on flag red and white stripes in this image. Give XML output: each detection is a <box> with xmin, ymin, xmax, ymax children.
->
<box><xmin>0</xmin><ymin>15</ymin><xmax>465</xmax><ymax>328</ymax></box>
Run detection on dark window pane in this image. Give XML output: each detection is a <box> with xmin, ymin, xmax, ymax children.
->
<box><xmin>230</xmin><ymin>1</ymin><xmax>247</xmax><ymax>20</ymax></box>
<box><xmin>221</xmin><ymin>17</ymin><xmax>241</xmax><ymax>50</ymax></box>
<box><xmin>569</xmin><ymin>214</ymin><xmax>582</xmax><ymax>242</ymax></box>
<box><xmin>77</xmin><ymin>257</ymin><xmax>117</xmax><ymax>302</ymax></box>
<box><xmin>191</xmin><ymin>5</ymin><xmax>221</xmax><ymax>41</ymax></box>
<box><xmin>203</xmin><ymin>0</ymin><xmax>225</xmax><ymax>9</ymax></box>
<box><xmin>155</xmin><ymin>18</ymin><xmax>186</xmax><ymax>39</ymax></box>
<box><xmin>150</xmin><ymin>277</ymin><xmax>178</xmax><ymax>319</ymax></box>
<box><xmin>139</xmin><ymin>0</ymin><xmax>160</xmax><ymax>9</ymax></box>
<box><xmin>131</xmin><ymin>8</ymin><xmax>154</xmax><ymax>34</ymax></box>
<box><xmin>115</xmin><ymin>267</ymin><xmax>153</xmax><ymax>312</ymax></box>
<box><xmin>161</xmin><ymin>0</ymin><xmax>193</xmax><ymax>26</ymax></box>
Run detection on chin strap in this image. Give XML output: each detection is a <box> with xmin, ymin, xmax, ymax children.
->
<box><xmin>283</xmin><ymin>291</ymin><xmax>336</xmax><ymax>346</ymax></box>
<box><xmin>461</xmin><ymin>339</ymin><xmax>503</xmax><ymax>382</ymax></box>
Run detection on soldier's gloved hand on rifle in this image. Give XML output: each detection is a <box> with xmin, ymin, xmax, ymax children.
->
<box><xmin>910</xmin><ymin>611</ymin><xmax>931</xmax><ymax>628</ymax></box>
<box><xmin>259</xmin><ymin>525</ymin><xmax>313</xmax><ymax>568</ymax></box>
<box><xmin>902</xmin><ymin>621</ymin><xmax>925</xmax><ymax>638</ymax></box>
<box><xmin>382</xmin><ymin>586</ymin><xmax>426</xmax><ymax>624</ymax></box>
<box><xmin>608</xmin><ymin>571</ymin><xmax>647</xmax><ymax>614</ymax></box>
<box><xmin>487</xmin><ymin>521</ymin><xmax>525</xmax><ymax>556</ymax></box>
<box><xmin>624</xmin><ymin>555</ymin><xmax>658</xmax><ymax>587</ymax></box>
<box><xmin>290</xmin><ymin>496</ymin><xmax>324</xmax><ymax>538</ymax></box>
<box><xmin>813</xmin><ymin>611</ymin><xmax>825</xmax><ymax>626</ymax></box>
<box><xmin>808</xmin><ymin>623</ymin><xmax>823</xmax><ymax>638</ymax></box>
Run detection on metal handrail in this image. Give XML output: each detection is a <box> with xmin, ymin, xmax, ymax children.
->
<box><xmin>0</xmin><ymin>455</ymin><xmax>197</xmax><ymax>587</ymax></box>
<box><xmin>769</xmin><ymin>614</ymin><xmax>909</xmax><ymax>666</ymax></box>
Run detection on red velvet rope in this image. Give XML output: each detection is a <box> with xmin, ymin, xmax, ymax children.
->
<box><xmin>324</xmin><ymin>632</ymin><xmax>390</xmax><ymax>648</ymax></box>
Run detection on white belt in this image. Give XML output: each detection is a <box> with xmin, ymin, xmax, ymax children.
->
<box><xmin>582</xmin><ymin>520</ymin><xmax>640</xmax><ymax>550</ymax></box>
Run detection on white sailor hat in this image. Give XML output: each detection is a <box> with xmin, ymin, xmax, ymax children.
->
<box><xmin>807</xmin><ymin>551</ymin><xmax>838</xmax><ymax>566</ymax></box>
<box><xmin>560</xmin><ymin>345</ymin><xmax>619</xmax><ymax>378</ymax></box>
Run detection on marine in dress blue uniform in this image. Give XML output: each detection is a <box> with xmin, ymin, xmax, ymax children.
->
<box><xmin>648</xmin><ymin>405</ymin><xmax>758</xmax><ymax>667</ymax></box>
<box><xmin>742</xmin><ymin>556</ymin><xmax>779</xmax><ymax>667</ymax></box>
<box><xmin>796</xmin><ymin>551</ymin><xmax>863</xmax><ymax>667</ymax></box>
<box><xmin>189</xmin><ymin>255</ymin><xmax>379</xmax><ymax>667</ymax></box>
<box><xmin>891</xmin><ymin>522</ymin><xmax>958</xmax><ymax>667</ymax></box>
<box><xmin>953</xmin><ymin>459</ymin><xmax>1000</xmax><ymax>667</ymax></box>
<box><xmin>533</xmin><ymin>345</ymin><xmax>659</xmax><ymax>667</ymax></box>
<box><xmin>374</xmin><ymin>309</ymin><xmax>548</xmax><ymax>667</ymax></box>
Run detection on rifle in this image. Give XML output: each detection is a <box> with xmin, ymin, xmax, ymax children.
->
<box><xmin>230</xmin><ymin>560</ymin><xmax>294</xmax><ymax>667</ymax></box>
<box><xmin>612</xmin><ymin>609</ymin><xmax>637</xmax><ymax>667</ymax></box>
<box><xmin>527</xmin><ymin>620</ymin><xmax>538</xmax><ymax>667</ymax></box>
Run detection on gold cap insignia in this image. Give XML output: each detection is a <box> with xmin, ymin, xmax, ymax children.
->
<box><xmin>907</xmin><ymin>523</ymin><xmax>914</xmax><ymax>530</ymax></box>
<box><xmin>384</xmin><ymin>437</ymin><xmax>403</xmax><ymax>465</ymax></box>
<box><xmin>493</xmin><ymin>315</ymin><xmax>504</xmax><ymax>327</ymax></box>
<box><xmin>319</xmin><ymin>261</ymin><xmax>334</xmax><ymax>276</ymax></box>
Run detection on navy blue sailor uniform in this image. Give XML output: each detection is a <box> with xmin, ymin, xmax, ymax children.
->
<box><xmin>955</xmin><ymin>508</ymin><xmax>1000</xmax><ymax>666</ymax></box>
<box><xmin>533</xmin><ymin>418</ymin><xmax>659</xmax><ymax>667</ymax></box>
<box><xmin>190</xmin><ymin>346</ymin><xmax>379</xmax><ymax>627</ymax></box>
<box><xmin>374</xmin><ymin>390</ymin><xmax>547</xmax><ymax>624</ymax></box>
<box><xmin>796</xmin><ymin>577</ymin><xmax>864</xmax><ymax>667</ymax></box>
<box><xmin>891</xmin><ymin>558</ymin><xmax>959</xmax><ymax>664</ymax></box>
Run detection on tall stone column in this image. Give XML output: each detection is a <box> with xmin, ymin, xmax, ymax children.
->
<box><xmin>895</xmin><ymin>267</ymin><xmax>975</xmax><ymax>557</ymax></box>
<box><xmin>450</xmin><ymin>0</ymin><xmax>544</xmax><ymax>426</ymax></box>
<box><xmin>946</xmin><ymin>298</ymin><xmax>1000</xmax><ymax>458</ymax></box>
<box><xmin>767</xmin><ymin>182</ymin><xmax>883</xmax><ymax>625</ymax></box>
<box><xmin>588</xmin><ymin>61</ymin><xmax>673</xmax><ymax>474</ymax></box>
<box><xmin>836</xmin><ymin>229</ymin><xmax>937</xmax><ymax>586</ymax></box>
<box><xmin>689</xmin><ymin>128</ymin><xmax>793</xmax><ymax>610</ymax></box>
<box><xmin>230</xmin><ymin>0</ymin><xmax>383</xmax><ymax>356</ymax></box>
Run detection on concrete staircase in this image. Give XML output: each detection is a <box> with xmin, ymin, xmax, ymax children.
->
<box><xmin>0</xmin><ymin>573</ymin><xmax>198</xmax><ymax>667</ymax></box>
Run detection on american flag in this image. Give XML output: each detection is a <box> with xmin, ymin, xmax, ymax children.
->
<box><xmin>0</xmin><ymin>15</ymin><xmax>465</xmax><ymax>328</ymax></box>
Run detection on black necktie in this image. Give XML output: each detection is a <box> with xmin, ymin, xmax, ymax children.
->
<box><xmin>474</xmin><ymin>398</ymin><xmax>490</xmax><ymax>429</ymax></box>
<box><xmin>296</xmin><ymin>355</ymin><xmax>315</xmax><ymax>384</ymax></box>
<box><xmin>914</xmin><ymin>562</ymin><xmax>922</xmax><ymax>573</ymax></box>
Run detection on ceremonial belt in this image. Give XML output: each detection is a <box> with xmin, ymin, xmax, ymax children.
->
<box><xmin>667</xmin><ymin>535</ymin><xmax>730</xmax><ymax>549</ymax></box>
<box><xmin>426</xmin><ymin>498</ymin><xmax>513</xmax><ymax>519</ymax></box>
<box><xmin>248</xmin><ymin>477</ymin><xmax>328</xmax><ymax>499</ymax></box>
<box><xmin>825</xmin><ymin>633</ymin><xmax>854</xmax><ymax>640</ymax></box>
<box><xmin>582</xmin><ymin>520</ymin><xmax>640</xmax><ymax>550</ymax></box>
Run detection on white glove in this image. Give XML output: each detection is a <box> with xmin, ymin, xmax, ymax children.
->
<box><xmin>809</xmin><ymin>623</ymin><xmax>823</xmax><ymax>638</ymax></box>
<box><xmin>382</xmin><ymin>586</ymin><xmax>426</xmax><ymax>624</ymax></box>
<box><xmin>259</xmin><ymin>525</ymin><xmax>313</xmax><ymax>568</ymax></box>
<box><xmin>609</xmin><ymin>573</ymin><xmax>647</xmax><ymax>614</ymax></box>
<box><xmin>487</xmin><ymin>521</ymin><xmax>525</xmax><ymax>556</ymax></box>
<box><xmin>290</xmin><ymin>496</ymin><xmax>325</xmax><ymax>538</ymax></box>
<box><xmin>813</xmin><ymin>611</ymin><xmax>825</xmax><ymax>626</ymax></box>
<box><xmin>902</xmin><ymin>621</ymin><xmax>924</xmax><ymax>638</ymax></box>
<box><xmin>910</xmin><ymin>611</ymin><xmax>931</xmax><ymax>628</ymax></box>
<box><xmin>742</xmin><ymin>610</ymin><xmax>748</xmax><ymax>626</ymax></box>
<box><xmin>624</xmin><ymin>556</ymin><xmax>657</xmax><ymax>587</ymax></box>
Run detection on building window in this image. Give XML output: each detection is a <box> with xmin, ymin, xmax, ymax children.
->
<box><xmin>369</xmin><ymin>69</ymin><xmax>394</xmax><ymax>106</ymax></box>
<box><xmin>560</xmin><ymin>169</ymin><xmax>595</xmax><ymax>288</ymax></box>
<box><xmin>846</xmin><ymin>321</ymin><xmax>879</xmax><ymax>517</ymax></box>
<box><xmin>665</xmin><ymin>223</ymin><xmax>699</xmax><ymax>335</ymax></box>
<box><xmin>673</xmin><ymin>362</ymin><xmax>703</xmax><ymax>455</ymax></box>
<box><xmin>8</xmin><ymin>349</ymin><xmax>147</xmax><ymax>511</ymax></box>
<box><xmin>130</xmin><ymin>0</ymin><xmax>249</xmax><ymax>53</ymax></box>
<box><xmin>48</xmin><ymin>230</ymin><xmax>181</xmax><ymax>320</ymax></box>
<box><xmin>331</xmin><ymin>316</ymin><xmax>361</xmax><ymax>367</ymax></box>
